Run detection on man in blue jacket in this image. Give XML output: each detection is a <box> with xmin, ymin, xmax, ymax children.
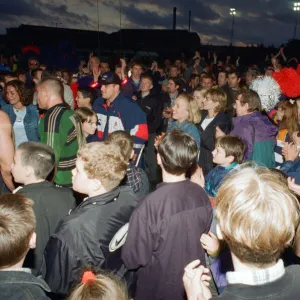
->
<box><xmin>92</xmin><ymin>72</ymin><xmax>148</xmax><ymax>155</ymax></box>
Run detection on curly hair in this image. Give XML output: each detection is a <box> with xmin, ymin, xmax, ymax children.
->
<box><xmin>4</xmin><ymin>80</ymin><xmax>33</xmax><ymax>106</ymax></box>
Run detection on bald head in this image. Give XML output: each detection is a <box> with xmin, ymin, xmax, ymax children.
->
<box><xmin>37</xmin><ymin>78</ymin><xmax>64</xmax><ymax>109</ymax></box>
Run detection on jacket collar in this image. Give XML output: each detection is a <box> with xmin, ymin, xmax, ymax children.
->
<box><xmin>0</xmin><ymin>270</ymin><xmax>50</xmax><ymax>292</ymax></box>
<box><xmin>46</xmin><ymin>103</ymin><xmax>67</xmax><ymax>114</ymax></box>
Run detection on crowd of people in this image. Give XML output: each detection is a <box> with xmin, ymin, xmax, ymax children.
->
<box><xmin>1</xmin><ymin>46</ymin><xmax>300</xmax><ymax>300</ymax></box>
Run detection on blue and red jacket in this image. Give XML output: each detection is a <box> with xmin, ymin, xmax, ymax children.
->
<box><xmin>92</xmin><ymin>92</ymin><xmax>148</xmax><ymax>152</ymax></box>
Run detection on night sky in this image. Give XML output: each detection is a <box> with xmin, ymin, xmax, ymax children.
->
<box><xmin>0</xmin><ymin>0</ymin><xmax>298</xmax><ymax>46</ymax></box>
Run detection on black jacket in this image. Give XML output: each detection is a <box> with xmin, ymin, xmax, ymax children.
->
<box><xmin>122</xmin><ymin>180</ymin><xmax>212</xmax><ymax>300</ymax></box>
<box><xmin>41</xmin><ymin>186</ymin><xmax>137</xmax><ymax>297</ymax></box>
<box><xmin>136</xmin><ymin>91</ymin><xmax>162</xmax><ymax>134</ymax></box>
<box><xmin>0</xmin><ymin>270</ymin><xmax>50</xmax><ymax>300</ymax></box>
<box><xmin>16</xmin><ymin>181</ymin><xmax>76</xmax><ymax>275</ymax></box>
<box><xmin>197</xmin><ymin>111</ymin><xmax>231</xmax><ymax>175</ymax></box>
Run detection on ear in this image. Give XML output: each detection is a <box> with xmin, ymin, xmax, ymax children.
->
<box><xmin>25</xmin><ymin>166</ymin><xmax>34</xmax><ymax>178</ymax></box>
<box><xmin>226</xmin><ymin>155</ymin><xmax>235</xmax><ymax>164</ymax></box>
<box><xmin>29</xmin><ymin>232</ymin><xmax>36</xmax><ymax>249</ymax></box>
<box><xmin>90</xmin><ymin>178</ymin><xmax>102</xmax><ymax>192</ymax></box>
<box><xmin>150</xmin><ymin>84</ymin><xmax>153</xmax><ymax>90</ymax></box>
<box><xmin>130</xmin><ymin>150</ymin><xmax>135</xmax><ymax>160</ymax></box>
<box><xmin>216</xmin><ymin>224</ymin><xmax>223</xmax><ymax>241</ymax></box>
<box><xmin>157</xmin><ymin>153</ymin><xmax>162</xmax><ymax>166</ymax></box>
<box><xmin>244</xmin><ymin>103</ymin><xmax>249</xmax><ymax>112</ymax></box>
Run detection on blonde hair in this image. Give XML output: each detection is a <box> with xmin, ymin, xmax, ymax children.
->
<box><xmin>177</xmin><ymin>93</ymin><xmax>202</xmax><ymax>124</ymax></box>
<box><xmin>77</xmin><ymin>142</ymin><xmax>127</xmax><ymax>191</ymax></box>
<box><xmin>75</xmin><ymin>107</ymin><xmax>98</xmax><ymax>124</ymax></box>
<box><xmin>68</xmin><ymin>272</ymin><xmax>128</xmax><ymax>300</ymax></box>
<box><xmin>205</xmin><ymin>88</ymin><xmax>227</xmax><ymax>113</ymax></box>
<box><xmin>194</xmin><ymin>86</ymin><xmax>208</xmax><ymax>96</ymax></box>
<box><xmin>216</xmin><ymin>165</ymin><xmax>300</xmax><ymax>265</ymax></box>
<box><xmin>107</xmin><ymin>131</ymin><xmax>133</xmax><ymax>162</ymax></box>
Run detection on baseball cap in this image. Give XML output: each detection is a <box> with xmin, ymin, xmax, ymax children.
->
<box><xmin>100</xmin><ymin>72</ymin><xmax>121</xmax><ymax>85</ymax></box>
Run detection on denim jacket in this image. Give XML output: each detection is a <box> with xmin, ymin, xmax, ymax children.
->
<box><xmin>2</xmin><ymin>103</ymin><xmax>39</xmax><ymax>142</ymax></box>
<box><xmin>0</xmin><ymin>270</ymin><xmax>50</xmax><ymax>299</ymax></box>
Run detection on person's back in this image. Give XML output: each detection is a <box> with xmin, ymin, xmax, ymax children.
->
<box><xmin>122</xmin><ymin>130</ymin><xmax>212</xmax><ymax>300</ymax></box>
<box><xmin>11</xmin><ymin>142</ymin><xmax>76</xmax><ymax>275</ymax></box>
<box><xmin>42</xmin><ymin>142</ymin><xmax>137</xmax><ymax>297</ymax></box>
<box><xmin>0</xmin><ymin>194</ymin><xmax>50</xmax><ymax>300</ymax></box>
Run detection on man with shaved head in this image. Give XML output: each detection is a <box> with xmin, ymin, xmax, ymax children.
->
<box><xmin>37</xmin><ymin>78</ymin><xmax>80</xmax><ymax>186</ymax></box>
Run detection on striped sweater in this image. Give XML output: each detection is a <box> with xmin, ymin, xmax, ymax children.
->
<box><xmin>38</xmin><ymin>104</ymin><xmax>79</xmax><ymax>186</ymax></box>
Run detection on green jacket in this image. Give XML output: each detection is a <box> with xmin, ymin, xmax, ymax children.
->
<box><xmin>39</xmin><ymin>104</ymin><xmax>79</xmax><ymax>186</ymax></box>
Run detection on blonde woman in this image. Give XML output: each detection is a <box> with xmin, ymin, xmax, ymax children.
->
<box><xmin>193</xmin><ymin>86</ymin><xmax>208</xmax><ymax>110</ymax></box>
<box><xmin>167</xmin><ymin>93</ymin><xmax>201</xmax><ymax>149</ymax></box>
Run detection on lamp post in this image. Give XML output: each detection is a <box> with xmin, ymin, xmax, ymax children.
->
<box><xmin>229</xmin><ymin>8</ymin><xmax>236</xmax><ymax>46</ymax></box>
<box><xmin>294</xmin><ymin>2</ymin><xmax>300</xmax><ymax>40</ymax></box>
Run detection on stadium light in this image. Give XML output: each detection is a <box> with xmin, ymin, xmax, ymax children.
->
<box><xmin>294</xmin><ymin>3</ymin><xmax>300</xmax><ymax>39</ymax></box>
<box><xmin>229</xmin><ymin>8</ymin><xmax>236</xmax><ymax>46</ymax></box>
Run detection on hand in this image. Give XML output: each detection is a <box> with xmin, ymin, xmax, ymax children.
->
<box><xmin>191</xmin><ymin>165</ymin><xmax>205</xmax><ymax>188</ymax></box>
<box><xmin>288</xmin><ymin>177</ymin><xmax>300</xmax><ymax>196</ymax></box>
<box><xmin>200</xmin><ymin>232</ymin><xmax>220</xmax><ymax>257</ymax></box>
<box><xmin>89</xmin><ymin>51</ymin><xmax>94</xmax><ymax>59</ymax></box>
<box><xmin>236</xmin><ymin>56</ymin><xmax>240</xmax><ymax>61</ymax></box>
<box><xmin>132</xmin><ymin>95</ymin><xmax>137</xmax><ymax>101</ymax></box>
<box><xmin>120</xmin><ymin>58</ymin><xmax>126</xmax><ymax>69</ymax></box>
<box><xmin>93</xmin><ymin>66</ymin><xmax>101</xmax><ymax>81</ymax></box>
<box><xmin>154</xmin><ymin>133</ymin><xmax>166</xmax><ymax>149</ymax></box>
<box><xmin>213</xmin><ymin>52</ymin><xmax>217</xmax><ymax>59</ymax></box>
<box><xmin>280</xmin><ymin>47</ymin><xmax>284</xmax><ymax>55</ymax></box>
<box><xmin>282</xmin><ymin>143</ymin><xmax>300</xmax><ymax>162</ymax></box>
<box><xmin>193</xmin><ymin>51</ymin><xmax>200</xmax><ymax>59</ymax></box>
<box><xmin>215</xmin><ymin>126</ymin><xmax>226</xmax><ymax>139</ymax></box>
<box><xmin>183</xmin><ymin>260</ymin><xmax>212</xmax><ymax>300</ymax></box>
<box><xmin>292</xmin><ymin>132</ymin><xmax>300</xmax><ymax>146</ymax></box>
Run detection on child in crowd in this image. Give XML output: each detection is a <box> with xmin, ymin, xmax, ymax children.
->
<box><xmin>11</xmin><ymin>142</ymin><xmax>75</xmax><ymax>275</ymax></box>
<box><xmin>184</xmin><ymin>165</ymin><xmax>300</xmax><ymax>300</ymax></box>
<box><xmin>76</xmin><ymin>86</ymin><xmax>97</xmax><ymax>109</ymax></box>
<box><xmin>68</xmin><ymin>270</ymin><xmax>128</xmax><ymax>300</ymax></box>
<box><xmin>107</xmin><ymin>130</ymin><xmax>149</xmax><ymax>199</ymax></box>
<box><xmin>0</xmin><ymin>194</ymin><xmax>50</xmax><ymax>299</ymax></box>
<box><xmin>42</xmin><ymin>142</ymin><xmax>137</xmax><ymax>298</ymax></box>
<box><xmin>122</xmin><ymin>130</ymin><xmax>212</xmax><ymax>300</ymax></box>
<box><xmin>75</xmin><ymin>107</ymin><xmax>98</xmax><ymax>141</ymax></box>
<box><xmin>167</xmin><ymin>93</ymin><xmax>202</xmax><ymax>149</ymax></box>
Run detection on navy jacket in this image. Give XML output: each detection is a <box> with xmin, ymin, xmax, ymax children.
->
<box><xmin>122</xmin><ymin>77</ymin><xmax>140</xmax><ymax>98</ymax></box>
<box><xmin>0</xmin><ymin>270</ymin><xmax>50</xmax><ymax>300</ymax></box>
<box><xmin>280</xmin><ymin>157</ymin><xmax>300</xmax><ymax>184</ymax></box>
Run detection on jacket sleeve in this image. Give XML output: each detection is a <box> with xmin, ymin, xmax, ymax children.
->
<box><xmin>43</xmin><ymin>236</ymin><xmax>81</xmax><ymax>296</ymax></box>
<box><xmin>121</xmin><ymin>210</ymin><xmax>156</xmax><ymax>269</ymax></box>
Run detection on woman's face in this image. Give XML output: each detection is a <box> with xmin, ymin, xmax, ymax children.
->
<box><xmin>82</xmin><ymin>116</ymin><xmax>97</xmax><ymax>136</ymax></box>
<box><xmin>203</xmin><ymin>93</ymin><xmax>218</xmax><ymax>113</ymax></box>
<box><xmin>6</xmin><ymin>86</ymin><xmax>21</xmax><ymax>106</ymax></box>
<box><xmin>277</xmin><ymin>107</ymin><xmax>284</xmax><ymax>121</ymax></box>
<box><xmin>172</xmin><ymin>97</ymin><xmax>189</xmax><ymax>122</ymax></box>
<box><xmin>193</xmin><ymin>91</ymin><xmax>205</xmax><ymax>109</ymax></box>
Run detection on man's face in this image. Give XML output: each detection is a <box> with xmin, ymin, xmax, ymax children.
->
<box><xmin>140</xmin><ymin>78</ymin><xmax>153</xmax><ymax>93</ymax></box>
<box><xmin>18</xmin><ymin>74</ymin><xmax>26</xmax><ymax>83</ymax></box>
<box><xmin>218</xmin><ymin>72</ymin><xmax>227</xmax><ymax>87</ymax></box>
<box><xmin>100</xmin><ymin>62</ymin><xmax>110</xmax><ymax>74</ymax></box>
<box><xmin>36</xmin><ymin>85</ymin><xmax>48</xmax><ymax>109</ymax></box>
<box><xmin>265</xmin><ymin>69</ymin><xmax>274</xmax><ymax>77</ymax></box>
<box><xmin>201</xmin><ymin>78</ymin><xmax>213</xmax><ymax>89</ymax></box>
<box><xmin>228</xmin><ymin>74</ymin><xmax>240</xmax><ymax>89</ymax></box>
<box><xmin>170</xmin><ymin>67</ymin><xmax>179</xmax><ymax>78</ymax></box>
<box><xmin>132</xmin><ymin>65</ymin><xmax>142</xmax><ymax>79</ymax></box>
<box><xmin>11</xmin><ymin>149</ymin><xmax>27</xmax><ymax>184</ymax></box>
<box><xmin>246</xmin><ymin>73</ymin><xmax>254</xmax><ymax>85</ymax></box>
<box><xmin>168</xmin><ymin>80</ymin><xmax>178</xmax><ymax>94</ymax></box>
<box><xmin>28</xmin><ymin>59</ymin><xmax>39</xmax><ymax>70</ymax></box>
<box><xmin>101</xmin><ymin>84</ymin><xmax>118</xmax><ymax>101</ymax></box>
<box><xmin>174</xmin><ymin>60</ymin><xmax>181</xmax><ymax>69</ymax></box>
<box><xmin>72</xmin><ymin>158</ymin><xmax>90</xmax><ymax>194</ymax></box>
<box><xmin>234</xmin><ymin>94</ymin><xmax>248</xmax><ymax>116</ymax></box>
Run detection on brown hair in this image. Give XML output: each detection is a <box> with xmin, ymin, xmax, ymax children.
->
<box><xmin>77</xmin><ymin>142</ymin><xmax>127</xmax><ymax>191</ymax></box>
<box><xmin>18</xmin><ymin>142</ymin><xmax>55</xmax><ymax>180</ymax></box>
<box><xmin>216</xmin><ymin>165</ymin><xmax>300</xmax><ymax>265</ymax></box>
<box><xmin>177</xmin><ymin>93</ymin><xmax>202</xmax><ymax>124</ymax></box>
<box><xmin>141</xmin><ymin>75</ymin><xmax>153</xmax><ymax>85</ymax></box>
<box><xmin>216</xmin><ymin>135</ymin><xmax>245</xmax><ymax>164</ymax></box>
<box><xmin>4</xmin><ymin>80</ymin><xmax>33</xmax><ymax>106</ymax></box>
<box><xmin>75</xmin><ymin>107</ymin><xmax>98</xmax><ymax>124</ymax></box>
<box><xmin>158</xmin><ymin>130</ymin><xmax>198</xmax><ymax>175</ymax></box>
<box><xmin>68</xmin><ymin>271</ymin><xmax>128</xmax><ymax>300</ymax></box>
<box><xmin>107</xmin><ymin>131</ymin><xmax>133</xmax><ymax>162</ymax></box>
<box><xmin>205</xmin><ymin>88</ymin><xmax>227</xmax><ymax>113</ymax></box>
<box><xmin>278</xmin><ymin>101</ymin><xmax>298</xmax><ymax>138</ymax></box>
<box><xmin>0</xmin><ymin>194</ymin><xmax>35</xmax><ymax>268</ymax></box>
<box><xmin>237</xmin><ymin>89</ymin><xmax>261</xmax><ymax>112</ymax></box>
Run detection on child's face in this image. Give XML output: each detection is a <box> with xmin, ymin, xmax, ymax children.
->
<box><xmin>76</xmin><ymin>91</ymin><xmax>91</xmax><ymax>108</ymax></box>
<box><xmin>212</xmin><ymin>146</ymin><xmax>232</xmax><ymax>166</ymax></box>
<box><xmin>11</xmin><ymin>149</ymin><xmax>27</xmax><ymax>184</ymax></box>
<box><xmin>82</xmin><ymin>116</ymin><xmax>97</xmax><ymax>136</ymax></box>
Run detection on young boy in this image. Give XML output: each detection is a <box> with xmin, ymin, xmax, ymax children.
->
<box><xmin>183</xmin><ymin>166</ymin><xmax>300</xmax><ymax>300</ymax></box>
<box><xmin>11</xmin><ymin>142</ymin><xmax>76</xmax><ymax>275</ymax></box>
<box><xmin>107</xmin><ymin>130</ymin><xmax>149</xmax><ymax>199</ymax></box>
<box><xmin>0</xmin><ymin>194</ymin><xmax>50</xmax><ymax>299</ymax></box>
<box><xmin>122</xmin><ymin>130</ymin><xmax>213</xmax><ymax>300</ymax></box>
<box><xmin>42</xmin><ymin>142</ymin><xmax>138</xmax><ymax>298</ymax></box>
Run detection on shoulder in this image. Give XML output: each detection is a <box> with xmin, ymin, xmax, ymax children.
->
<box><xmin>0</xmin><ymin>110</ymin><xmax>10</xmax><ymax>123</ymax></box>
